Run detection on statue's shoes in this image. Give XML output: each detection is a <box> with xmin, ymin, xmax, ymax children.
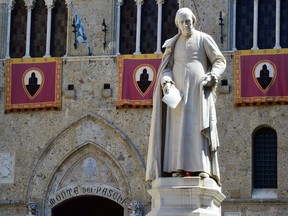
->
<box><xmin>199</xmin><ymin>172</ymin><xmax>209</xmax><ymax>178</ymax></box>
<box><xmin>172</xmin><ymin>171</ymin><xmax>184</xmax><ymax>177</ymax></box>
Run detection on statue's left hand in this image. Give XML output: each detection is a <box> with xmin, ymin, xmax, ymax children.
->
<box><xmin>202</xmin><ymin>74</ymin><xmax>216</xmax><ymax>87</ymax></box>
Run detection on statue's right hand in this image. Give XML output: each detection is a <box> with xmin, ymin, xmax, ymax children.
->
<box><xmin>163</xmin><ymin>82</ymin><xmax>172</xmax><ymax>95</ymax></box>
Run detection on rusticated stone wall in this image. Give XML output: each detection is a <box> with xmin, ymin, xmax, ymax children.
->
<box><xmin>0</xmin><ymin>0</ymin><xmax>288</xmax><ymax>215</ymax></box>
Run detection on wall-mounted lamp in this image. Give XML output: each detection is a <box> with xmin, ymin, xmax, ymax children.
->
<box><xmin>102</xmin><ymin>18</ymin><xmax>108</xmax><ymax>50</ymax></box>
<box><xmin>219</xmin><ymin>11</ymin><xmax>224</xmax><ymax>44</ymax></box>
<box><xmin>72</xmin><ymin>18</ymin><xmax>78</xmax><ymax>49</ymax></box>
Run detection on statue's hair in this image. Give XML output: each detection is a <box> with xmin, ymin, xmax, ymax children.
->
<box><xmin>175</xmin><ymin>7</ymin><xmax>197</xmax><ymax>28</ymax></box>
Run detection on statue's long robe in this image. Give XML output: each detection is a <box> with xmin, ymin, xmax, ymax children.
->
<box><xmin>146</xmin><ymin>29</ymin><xmax>226</xmax><ymax>185</ymax></box>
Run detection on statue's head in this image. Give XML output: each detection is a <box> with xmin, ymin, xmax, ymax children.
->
<box><xmin>175</xmin><ymin>8</ymin><xmax>197</xmax><ymax>37</ymax></box>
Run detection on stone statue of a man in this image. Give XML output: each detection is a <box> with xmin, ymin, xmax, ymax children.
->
<box><xmin>146</xmin><ymin>7</ymin><xmax>226</xmax><ymax>185</ymax></box>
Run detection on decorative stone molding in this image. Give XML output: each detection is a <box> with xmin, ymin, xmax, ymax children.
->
<box><xmin>128</xmin><ymin>200</ymin><xmax>143</xmax><ymax>216</ymax></box>
<box><xmin>26</xmin><ymin>202</ymin><xmax>37</xmax><ymax>216</ymax></box>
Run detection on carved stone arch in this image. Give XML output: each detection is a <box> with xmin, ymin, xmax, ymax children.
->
<box><xmin>26</xmin><ymin>113</ymin><xmax>147</xmax><ymax>216</ymax></box>
<box><xmin>45</xmin><ymin>142</ymin><xmax>131</xmax><ymax>215</ymax></box>
<box><xmin>252</xmin><ymin>124</ymin><xmax>276</xmax><ymax>137</ymax></box>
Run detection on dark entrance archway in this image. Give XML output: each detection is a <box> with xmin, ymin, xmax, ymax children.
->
<box><xmin>52</xmin><ymin>195</ymin><xmax>124</xmax><ymax>216</ymax></box>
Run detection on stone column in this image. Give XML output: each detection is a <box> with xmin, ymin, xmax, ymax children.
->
<box><xmin>273</xmin><ymin>0</ymin><xmax>281</xmax><ymax>49</ymax></box>
<box><xmin>134</xmin><ymin>0</ymin><xmax>143</xmax><ymax>54</ymax></box>
<box><xmin>115</xmin><ymin>0</ymin><xmax>123</xmax><ymax>55</ymax></box>
<box><xmin>5</xmin><ymin>0</ymin><xmax>15</xmax><ymax>58</ymax></box>
<box><xmin>147</xmin><ymin>177</ymin><xmax>226</xmax><ymax>216</ymax></box>
<box><xmin>231</xmin><ymin>0</ymin><xmax>237</xmax><ymax>51</ymax></box>
<box><xmin>177</xmin><ymin>0</ymin><xmax>183</xmax><ymax>8</ymax></box>
<box><xmin>44</xmin><ymin>0</ymin><xmax>54</xmax><ymax>57</ymax></box>
<box><xmin>155</xmin><ymin>0</ymin><xmax>164</xmax><ymax>54</ymax></box>
<box><xmin>251</xmin><ymin>0</ymin><xmax>259</xmax><ymax>50</ymax></box>
<box><xmin>24</xmin><ymin>0</ymin><xmax>35</xmax><ymax>58</ymax></box>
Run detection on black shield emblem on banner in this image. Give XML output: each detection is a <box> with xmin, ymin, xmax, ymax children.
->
<box><xmin>253</xmin><ymin>60</ymin><xmax>277</xmax><ymax>93</ymax></box>
<box><xmin>133</xmin><ymin>64</ymin><xmax>155</xmax><ymax>97</ymax></box>
<box><xmin>22</xmin><ymin>68</ymin><xmax>44</xmax><ymax>100</ymax></box>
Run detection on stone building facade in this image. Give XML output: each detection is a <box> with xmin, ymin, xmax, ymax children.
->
<box><xmin>0</xmin><ymin>0</ymin><xmax>287</xmax><ymax>215</ymax></box>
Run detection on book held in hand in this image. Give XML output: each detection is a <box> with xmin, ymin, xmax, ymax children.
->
<box><xmin>162</xmin><ymin>85</ymin><xmax>183</xmax><ymax>108</ymax></box>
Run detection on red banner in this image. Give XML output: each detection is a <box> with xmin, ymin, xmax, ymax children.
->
<box><xmin>5</xmin><ymin>58</ymin><xmax>62</xmax><ymax>112</ymax></box>
<box><xmin>234</xmin><ymin>49</ymin><xmax>288</xmax><ymax>106</ymax></box>
<box><xmin>117</xmin><ymin>54</ymin><xmax>162</xmax><ymax>108</ymax></box>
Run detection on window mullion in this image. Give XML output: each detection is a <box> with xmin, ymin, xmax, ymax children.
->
<box><xmin>252</xmin><ymin>0</ymin><xmax>259</xmax><ymax>50</ymax></box>
<box><xmin>24</xmin><ymin>2</ymin><xmax>34</xmax><ymax>58</ymax></box>
<box><xmin>116</xmin><ymin>0</ymin><xmax>123</xmax><ymax>55</ymax></box>
<box><xmin>232</xmin><ymin>0</ymin><xmax>237</xmax><ymax>51</ymax></box>
<box><xmin>44</xmin><ymin>2</ymin><xmax>53</xmax><ymax>57</ymax></box>
<box><xmin>155</xmin><ymin>0</ymin><xmax>164</xmax><ymax>54</ymax></box>
<box><xmin>134</xmin><ymin>0</ymin><xmax>143</xmax><ymax>54</ymax></box>
<box><xmin>274</xmin><ymin>0</ymin><xmax>281</xmax><ymax>49</ymax></box>
<box><xmin>5</xmin><ymin>2</ymin><xmax>14</xmax><ymax>59</ymax></box>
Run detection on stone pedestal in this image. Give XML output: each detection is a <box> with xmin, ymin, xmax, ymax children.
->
<box><xmin>147</xmin><ymin>177</ymin><xmax>226</xmax><ymax>216</ymax></box>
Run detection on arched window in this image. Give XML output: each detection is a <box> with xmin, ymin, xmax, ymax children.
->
<box><xmin>31</xmin><ymin>0</ymin><xmax>47</xmax><ymax>57</ymax></box>
<box><xmin>234</xmin><ymin>0</ymin><xmax>288</xmax><ymax>50</ymax></box>
<box><xmin>51</xmin><ymin>0</ymin><xmax>67</xmax><ymax>57</ymax></box>
<box><xmin>9</xmin><ymin>0</ymin><xmax>67</xmax><ymax>58</ymax></box>
<box><xmin>10</xmin><ymin>0</ymin><xmax>26</xmax><ymax>58</ymax></box>
<box><xmin>236</xmin><ymin>0</ymin><xmax>253</xmax><ymax>50</ymax></box>
<box><xmin>280</xmin><ymin>0</ymin><xmax>288</xmax><ymax>48</ymax></box>
<box><xmin>140</xmin><ymin>0</ymin><xmax>157</xmax><ymax>54</ymax></box>
<box><xmin>161</xmin><ymin>0</ymin><xmax>178</xmax><ymax>50</ymax></box>
<box><xmin>258</xmin><ymin>0</ymin><xmax>276</xmax><ymax>49</ymax></box>
<box><xmin>119</xmin><ymin>0</ymin><xmax>137</xmax><ymax>54</ymax></box>
<box><xmin>253</xmin><ymin>127</ymin><xmax>277</xmax><ymax>189</ymax></box>
<box><xmin>119</xmin><ymin>0</ymin><xmax>178</xmax><ymax>54</ymax></box>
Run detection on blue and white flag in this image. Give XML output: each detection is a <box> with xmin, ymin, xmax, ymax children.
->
<box><xmin>71</xmin><ymin>2</ymin><xmax>92</xmax><ymax>56</ymax></box>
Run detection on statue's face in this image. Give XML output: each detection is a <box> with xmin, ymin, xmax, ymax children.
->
<box><xmin>177</xmin><ymin>13</ymin><xmax>193</xmax><ymax>37</ymax></box>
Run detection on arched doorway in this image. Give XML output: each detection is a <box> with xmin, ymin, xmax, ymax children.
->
<box><xmin>52</xmin><ymin>195</ymin><xmax>124</xmax><ymax>216</ymax></box>
<box><xmin>26</xmin><ymin>114</ymin><xmax>147</xmax><ymax>215</ymax></box>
